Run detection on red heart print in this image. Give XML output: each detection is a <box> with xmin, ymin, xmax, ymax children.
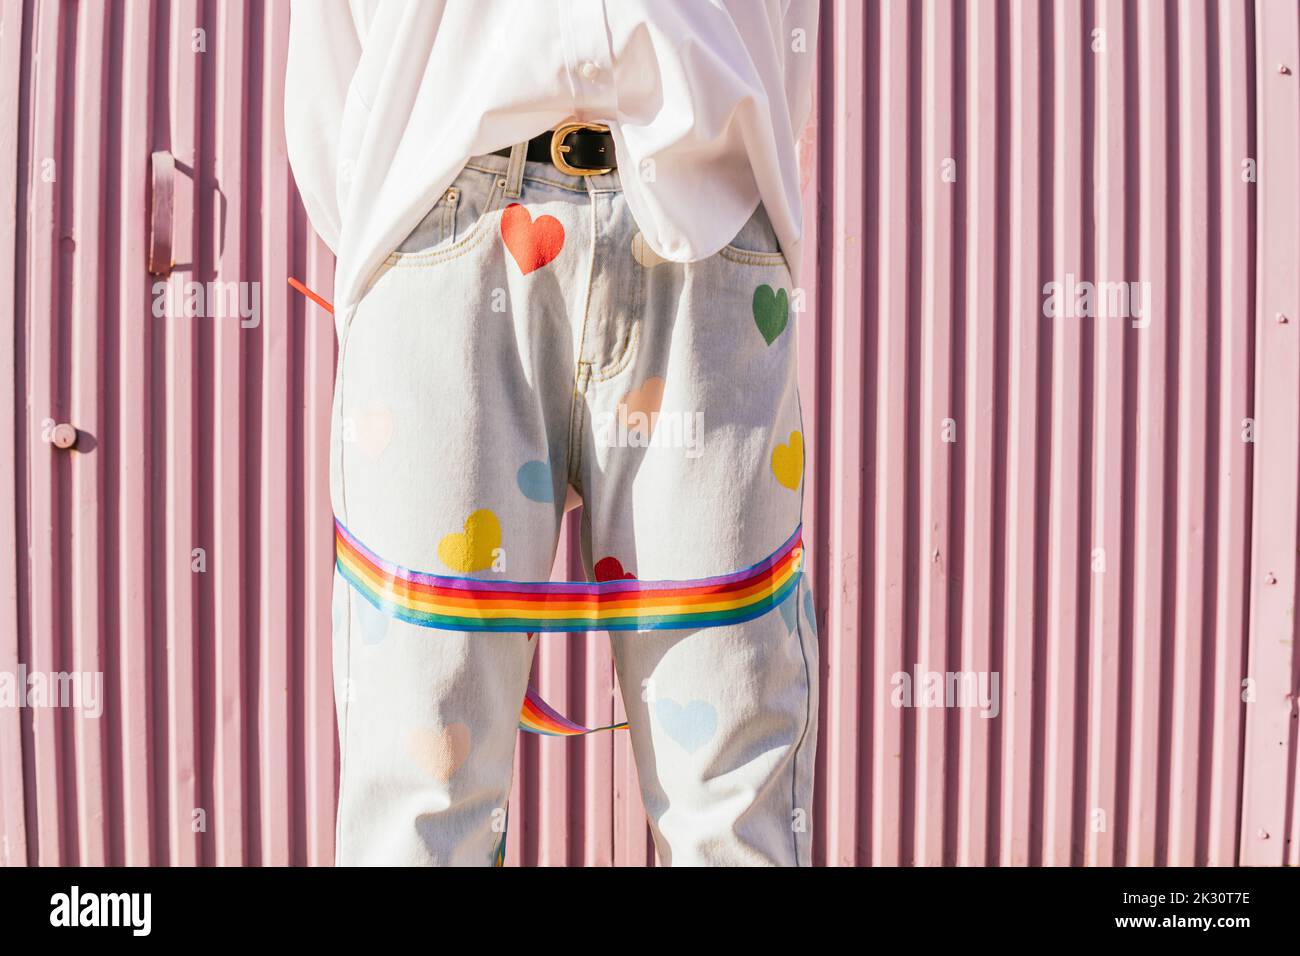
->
<box><xmin>500</xmin><ymin>203</ymin><xmax>565</xmax><ymax>274</ymax></box>
<box><xmin>594</xmin><ymin>557</ymin><xmax>636</xmax><ymax>582</ymax></box>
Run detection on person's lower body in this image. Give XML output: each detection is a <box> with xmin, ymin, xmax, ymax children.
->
<box><xmin>328</xmin><ymin>140</ymin><xmax>819</xmax><ymax>866</ymax></box>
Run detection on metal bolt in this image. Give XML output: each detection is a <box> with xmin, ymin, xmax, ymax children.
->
<box><xmin>1265</xmin><ymin>572</ymin><xmax>1277</xmax><ymax>585</ymax></box>
<box><xmin>1258</xmin><ymin>828</ymin><xmax>1269</xmax><ymax>839</ymax></box>
<box><xmin>50</xmin><ymin>423</ymin><xmax>77</xmax><ymax>449</ymax></box>
<box><xmin>1277</xmin><ymin>312</ymin><xmax>1290</xmax><ymax>325</ymax></box>
<box><xmin>1280</xmin><ymin>63</ymin><xmax>1292</xmax><ymax>75</ymax></box>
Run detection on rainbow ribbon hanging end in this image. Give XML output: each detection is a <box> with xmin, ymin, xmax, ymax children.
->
<box><xmin>519</xmin><ymin>685</ymin><xmax>629</xmax><ymax>736</ymax></box>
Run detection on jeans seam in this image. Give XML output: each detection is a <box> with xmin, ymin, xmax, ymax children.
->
<box><xmin>568</xmin><ymin>364</ymin><xmax>590</xmax><ymax>487</ymax></box>
<box><xmin>717</xmin><ymin>246</ymin><xmax>789</xmax><ymax>267</ymax></box>
<box><xmin>334</xmin><ymin>581</ymin><xmax>355</xmax><ymax>864</ymax></box>
<box><xmin>787</xmin><ymin>361</ymin><xmax>814</xmax><ymax>868</ymax></box>
<box><xmin>589</xmin><ymin>229</ymin><xmax>643</xmax><ymax>382</ymax></box>
<box><xmin>566</xmin><ymin>191</ymin><xmax>599</xmax><ymax>485</ymax></box>
<box><xmin>588</xmin><ymin>321</ymin><xmax>640</xmax><ymax>383</ymax></box>
<box><xmin>333</xmin><ymin>307</ymin><xmax>357</xmax><ymax>865</ymax></box>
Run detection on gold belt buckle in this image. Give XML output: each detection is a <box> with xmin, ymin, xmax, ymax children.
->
<box><xmin>550</xmin><ymin>121</ymin><xmax>613</xmax><ymax>176</ymax></box>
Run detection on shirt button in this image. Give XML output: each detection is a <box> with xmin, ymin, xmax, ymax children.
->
<box><xmin>580</xmin><ymin>61</ymin><xmax>600</xmax><ymax>81</ymax></box>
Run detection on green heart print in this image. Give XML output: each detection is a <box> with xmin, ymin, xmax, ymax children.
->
<box><xmin>752</xmin><ymin>284</ymin><xmax>789</xmax><ymax>345</ymax></box>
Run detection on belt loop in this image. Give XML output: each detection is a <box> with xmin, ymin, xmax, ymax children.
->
<box><xmin>503</xmin><ymin>140</ymin><xmax>528</xmax><ymax>199</ymax></box>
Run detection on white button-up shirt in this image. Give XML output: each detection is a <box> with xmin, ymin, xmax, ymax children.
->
<box><xmin>285</xmin><ymin>0</ymin><xmax>818</xmax><ymax>314</ymax></box>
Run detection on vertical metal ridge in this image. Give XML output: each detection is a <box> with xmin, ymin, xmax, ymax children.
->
<box><xmin>99</xmin><ymin>0</ymin><xmax>126</xmax><ymax>868</ymax></box>
<box><xmin>210</xmin><ymin>0</ymin><xmax>248</xmax><ymax>868</ymax></box>
<box><xmin>900</xmin><ymin>0</ymin><xmax>925</xmax><ymax>865</ymax></box>
<box><xmin>0</xmin><ymin>0</ymin><xmax>31</xmax><ymax>869</ymax></box>
<box><xmin>824</xmin><ymin>0</ymin><xmax>868</xmax><ymax>867</ymax></box>
<box><xmin>255</xmin><ymin>0</ymin><xmax>292</xmax><ymax>867</ymax></box>
<box><xmin>162</xmin><ymin>0</ymin><xmax>201</xmax><ymax>868</ymax></box>
<box><xmin>115</xmin><ymin>0</ymin><xmax>155</xmax><ymax>867</ymax></box>
<box><xmin>1072</xmin><ymin>0</ymin><xmax>1099</xmax><ymax>869</ymax></box>
<box><xmin>1000</xmin><ymin>0</ymin><xmax>1043</xmax><ymax>866</ymax></box>
<box><xmin>192</xmin><ymin>0</ymin><xmax>217</xmax><ymax>870</ymax></box>
<box><xmin>1128</xmin><ymin>0</ymin><xmax>1168</xmax><ymax>866</ymax></box>
<box><xmin>26</xmin><ymin>0</ymin><xmax>69</xmax><ymax>866</ymax></box>
<box><xmin>1244</xmin><ymin>0</ymin><xmax>1300</xmax><ymax>868</ymax></box>
<box><xmin>1086</xmin><ymin>0</ymin><xmax>1128</xmax><ymax>868</ymax></box>
<box><xmin>1043</xmin><ymin>0</ymin><xmax>1081</xmax><ymax>867</ymax></box>
<box><xmin>983</xmin><ymin>0</ymin><xmax>1013</xmax><ymax>866</ymax></box>
<box><xmin>69</xmin><ymin>0</ymin><xmax>109</xmax><ymax>867</ymax></box>
<box><xmin>1171</xmin><ymin>0</ymin><xmax>1209</xmax><ymax>866</ymax></box>
<box><xmin>915</xmin><ymin>0</ymin><xmax>955</xmax><ymax>867</ymax></box>
<box><xmin>957</xmin><ymin>0</ymin><xmax>998</xmax><ymax>867</ymax></box>
<box><xmin>1206</xmin><ymin>0</ymin><xmax>1254</xmax><ymax>867</ymax></box>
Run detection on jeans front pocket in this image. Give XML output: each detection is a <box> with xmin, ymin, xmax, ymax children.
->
<box><xmin>390</xmin><ymin>166</ymin><xmax>506</xmax><ymax>264</ymax></box>
<box><xmin>718</xmin><ymin>202</ymin><xmax>789</xmax><ymax>270</ymax></box>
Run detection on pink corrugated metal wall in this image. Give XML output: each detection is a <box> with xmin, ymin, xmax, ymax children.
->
<box><xmin>1</xmin><ymin>0</ymin><xmax>1297</xmax><ymax>867</ymax></box>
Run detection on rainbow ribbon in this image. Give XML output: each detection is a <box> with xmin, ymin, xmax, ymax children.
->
<box><xmin>334</xmin><ymin>518</ymin><xmax>803</xmax><ymax>735</ymax></box>
<box><xmin>334</xmin><ymin>519</ymin><xmax>803</xmax><ymax>634</ymax></box>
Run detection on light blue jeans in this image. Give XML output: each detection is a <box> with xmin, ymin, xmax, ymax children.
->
<box><xmin>329</xmin><ymin>141</ymin><xmax>819</xmax><ymax>865</ymax></box>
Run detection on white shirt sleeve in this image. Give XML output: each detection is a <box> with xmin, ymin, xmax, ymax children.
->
<box><xmin>284</xmin><ymin>0</ymin><xmax>367</xmax><ymax>254</ymax></box>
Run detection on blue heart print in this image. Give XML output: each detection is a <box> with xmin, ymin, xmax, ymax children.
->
<box><xmin>516</xmin><ymin>458</ymin><xmax>555</xmax><ymax>503</ymax></box>
<box><xmin>354</xmin><ymin>590</ymin><xmax>391</xmax><ymax>645</ymax></box>
<box><xmin>803</xmin><ymin>590</ymin><xmax>817</xmax><ymax>637</ymax></box>
<box><xmin>778</xmin><ymin>590</ymin><xmax>798</xmax><ymax>633</ymax></box>
<box><xmin>654</xmin><ymin>698</ymin><xmax>718</xmax><ymax>754</ymax></box>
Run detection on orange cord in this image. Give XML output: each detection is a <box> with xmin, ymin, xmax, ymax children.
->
<box><xmin>287</xmin><ymin>276</ymin><xmax>334</xmax><ymax>315</ymax></box>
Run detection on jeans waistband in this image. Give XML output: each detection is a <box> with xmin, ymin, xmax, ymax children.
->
<box><xmin>460</xmin><ymin>144</ymin><xmax>624</xmax><ymax>195</ymax></box>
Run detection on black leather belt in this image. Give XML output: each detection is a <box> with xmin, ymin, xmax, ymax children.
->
<box><xmin>492</xmin><ymin>121</ymin><xmax>616</xmax><ymax>176</ymax></box>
